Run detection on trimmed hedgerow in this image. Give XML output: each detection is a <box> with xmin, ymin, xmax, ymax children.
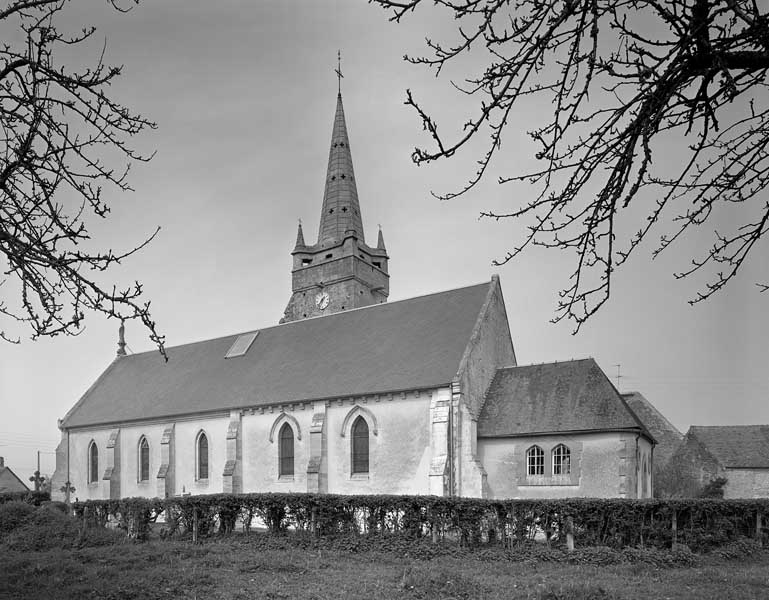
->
<box><xmin>73</xmin><ymin>493</ymin><xmax>769</xmax><ymax>551</ymax></box>
<box><xmin>0</xmin><ymin>490</ymin><xmax>50</xmax><ymax>506</ymax></box>
<box><xmin>3</xmin><ymin>503</ymin><xmax>125</xmax><ymax>551</ymax></box>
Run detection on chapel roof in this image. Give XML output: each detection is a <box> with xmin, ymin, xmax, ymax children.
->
<box><xmin>61</xmin><ymin>281</ymin><xmax>494</xmax><ymax>429</ymax></box>
<box><xmin>687</xmin><ymin>425</ymin><xmax>769</xmax><ymax>469</ymax></box>
<box><xmin>477</xmin><ymin>358</ymin><xmax>651</xmax><ymax>439</ymax></box>
<box><xmin>622</xmin><ymin>391</ymin><xmax>683</xmax><ymax>467</ymax></box>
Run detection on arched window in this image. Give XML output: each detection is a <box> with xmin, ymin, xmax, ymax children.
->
<box><xmin>138</xmin><ymin>436</ymin><xmax>150</xmax><ymax>482</ymax></box>
<box><xmin>88</xmin><ymin>441</ymin><xmax>99</xmax><ymax>484</ymax></box>
<box><xmin>552</xmin><ymin>444</ymin><xmax>571</xmax><ymax>475</ymax></box>
<box><xmin>526</xmin><ymin>445</ymin><xmax>544</xmax><ymax>476</ymax></box>
<box><xmin>197</xmin><ymin>432</ymin><xmax>209</xmax><ymax>480</ymax></box>
<box><xmin>351</xmin><ymin>416</ymin><xmax>369</xmax><ymax>474</ymax></box>
<box><xmin>279</xmin><ymin>423</ymin><xmax>294</xmax><ymax>476</ymax></box>
<box><xmin>642</xmin><ymin>456</ymin><xmax>649</xmax><ymax>497</ymax></box>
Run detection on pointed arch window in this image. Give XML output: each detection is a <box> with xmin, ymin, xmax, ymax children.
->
<box><xmin>279</xmin><ymin>423</ymin><xmax>294</xmax><ymax>477</ymax></box>
<box><xmin>138</xmin><ymin>436</ymin><xmax>150</xmax><ymax>482</ymax></box>
<box><xmin>552</xmin><ymin>444</ymin><xmax>571</xmax><ymax>475</ymax></box>
<box><xmin>526</xmin><ymin>445</ymin><xmax>545</xmax><ymax>476</ymax></box>
<box><xmin>351</xmin><ymin>416</ymin><xmax>369</xmax><ymax>474</ymax></box>
<box><xmin>197</xmin><ymin>432</ymin><xmax>209</xmax><ymax>480</ymax></box>
<box><xmin>642</xmin><ymin>456</ymin><xmax>649</xmax><ymax>497</ymax></box>
<box><xmin>88</xmin><ymin>441</ymin><xmax>99</xmax><ymax>484</ymax></box>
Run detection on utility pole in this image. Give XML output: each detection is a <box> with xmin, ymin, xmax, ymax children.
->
<box><xmin>29</xmin><ymin>450</ymin><xmax>47</xmax><ymax>492</ymax></box>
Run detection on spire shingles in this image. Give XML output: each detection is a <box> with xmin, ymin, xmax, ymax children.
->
<box><xmin>317</xmin><ymin>93</ymin><xmax>364</xmax><ymax>244</ymax></box>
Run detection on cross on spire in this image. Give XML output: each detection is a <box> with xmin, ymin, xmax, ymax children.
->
<box><xmin>335</xmin><ymin>50</ymin><xmax>343</xmax><ymax>95</ymax></box>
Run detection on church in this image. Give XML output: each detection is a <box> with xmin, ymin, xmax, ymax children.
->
<box><xmin>52</xmin><ymin>88</ymin><xmax>655</xmax><ymax>502</ymax></box>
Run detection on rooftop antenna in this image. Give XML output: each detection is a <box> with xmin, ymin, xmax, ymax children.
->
<box><xmin>613</xmin><ymin>364</ymin><xmax>622</xmax><ymax>390</ymax></box>
<box><xmin>335</xmin><ymin>49</ymin><xmax>343</xmax><ymax>94</ymax></box>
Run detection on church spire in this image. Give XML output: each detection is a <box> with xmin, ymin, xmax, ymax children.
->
<box><xmin>294</xmin><ymin>220</ymin><xmax>306</xmax><ymax>249</ymax></box>
<box><xmin>317</xmin><ymin>68</ymin><xmax>364</xmax><ymax>244</ymax></box>
<box><xmin>377</xmin><ymin>225</ymin><xmax>386</xmax><ymax>251</ymax></box>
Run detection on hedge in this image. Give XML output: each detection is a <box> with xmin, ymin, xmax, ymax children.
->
<box><xmin>0</xmin><ymin>491</ymin><xmax>51</xmax><ymax>506</ymax></box>
<box><xmin>73</xmin><ymin>493</ymin><xmax>769</xmax><ymax>551</ymax></box>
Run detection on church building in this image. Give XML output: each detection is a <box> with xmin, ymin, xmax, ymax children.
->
<box><xmin>52</xmin><ymin>88</ymin><xmax>654</xmax><ymax>502</ymax></box>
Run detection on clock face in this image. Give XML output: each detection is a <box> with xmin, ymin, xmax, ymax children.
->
<box><xmin>315</xmin><ymin>292</ymin><xmax>330</xmax><ymax>310</ymax></box>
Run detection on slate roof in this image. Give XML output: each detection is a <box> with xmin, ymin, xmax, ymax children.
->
<box><xmin>0</xmin><ymin>464</ymin><xmax>30</xmax><ymax>493</ymax></box>
<box><xmin>689</xmin><ymin>425</ymin><xmax>769</xmax><ymax>469</ymax></box>
<box><xmin>623</xmin><ymin>392</ymin><xmax>683</xmax><ymax>467</ymax></box>
<box><xmin>478</xmin><ymin>359</ymin><xmax>650</xmax><ymax>438</ymax></box>
<box><xmin>62</xmin><ymin>282</ymin><xmax>493</xmax><ymax>429</ymax></box>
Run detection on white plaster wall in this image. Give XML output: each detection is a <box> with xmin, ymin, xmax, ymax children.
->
<box><xmin>174</xmin><ymin>416</ymin><xmax>230</xmax><ymax>496</ymax></box>
<box><xmin>326</xmin><ymin>393</ymin><xmax>433</xmax><ymax>495</ymax></box>
<box><xmin>479</xmin><ymin>432</ymin><xmax>629</xmax><ymax>499</ymax></box>
<box><xmin>67</xmin><ymin>428</ymin><xmax>113</xmax><ymax>501</ymax></box>
<box><xmin>119</xmin><ymin>422</ymin><xmax>168</xmax><ymax>498</ymax></box>
<box><xmin>636</xmin><ymin>437</ymin><xmax>654</xmax><ymax>499</ymax></box>
<box><xmin>241</xmin><ymin>406</ymin><xmax>316</xmax><ymax>493</ymax></box>
<box><xmin>61</xmin><ymin>391</ymin><xmax>439</xmax><ymax>500</ymax></box>
<box><xmin>724</xmin><ymin>469</ymin><xmax>769</xmax><ymax>498</ymax></box>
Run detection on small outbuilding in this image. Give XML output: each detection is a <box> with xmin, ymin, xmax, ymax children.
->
<box><xmin>671</xmin><ymin>425</ymin><xmax>769</xmax><ymax>498</ymax></box>
<box><xmin>0</xmin><ymin>457</ymin><xmax>30</xmax><ymax>494</ymax></box>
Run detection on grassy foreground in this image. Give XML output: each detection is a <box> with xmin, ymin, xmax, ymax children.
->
<box><xmin>1</xmin><ymin>535</ymin><xmax>769</xmax><ymax>600</ymax></box>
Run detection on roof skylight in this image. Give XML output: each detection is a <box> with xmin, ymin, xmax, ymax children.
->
<box><xmin>225</xmin><ymin>331</ymin><xmax>259</xmax><ymax>359</ymax></box>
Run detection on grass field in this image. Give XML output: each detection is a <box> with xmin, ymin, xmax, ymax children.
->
<box><xmin>2</xmin><ymin>534</ymin><xmax>769</xmax><ymax>600</ymax></box>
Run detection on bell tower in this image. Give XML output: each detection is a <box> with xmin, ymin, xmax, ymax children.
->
<box><xmin>280</xmin><ymin>79</ymin><xmax>389</xmax><ymax>323</ymax></box>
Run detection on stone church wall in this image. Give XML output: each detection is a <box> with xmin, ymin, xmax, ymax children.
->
<box><xmin>478</xmin><ymin>432</ymin><xmax>653</xmax><ymax>499</ymax></box>
<box><xmin>118</xmin><ymin>422</ymin><xmax>175</xmax><ymax>499</ymax></box>
<box><xmin>453</xmin><ymin>275</ymin><xmax>516</xmax><ymax>497</ymax></box>
<box><xmin>55</xmin><ymin>389</ymin><xmax>438</xmax><ymax>501</ymax></box>
<box><xmin>455</xmin><ymin>276</ymin><xmax>516</xmax><ymax>420</ymax></box>
<box><xmin>724</xmin><ymin>469</ymin><xmax>769</xmax><ymax>498</ymax></box>
<box><xmin>325</xmin><ymin>391</ymin><xmax>433</xmax><ymax>495</ymax></box>
<box><xmin>171</xmin><ymin>416</ymin><xmax>231</xmax><ymax>496</ymax></box>
<box><xmin>241</xmin><ymin>405</ymin><xmax>317</xmax><ymax>494</ymax></box>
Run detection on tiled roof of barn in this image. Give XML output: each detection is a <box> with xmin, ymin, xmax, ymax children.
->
<box><xmin>478</xmin><ymin>359</ymin><xmax>650</xmax><ymax>438</ymax></box>
<box><xmin>622</xmin><ymin>392</ymin><xmax>683</xmax><ymax>467</ymax></box>
<box><xmin>689</xmin><ymin>425</ymin><xmax>769</xmax><ymax>469</ymax></box>
<box><xmin>62</xmin><ymin>281</ymin><xmax>493</xmax><ymax>428</ymax></box>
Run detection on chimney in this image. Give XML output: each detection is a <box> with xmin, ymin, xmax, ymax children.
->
<box><xmin>0</xmin><ymin>456</ymin><xmax>4</xmax><ymax>468</ymax></box>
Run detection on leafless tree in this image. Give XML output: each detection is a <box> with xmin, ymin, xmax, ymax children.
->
<box><xmin>0</xmin><ymin>0</ymin><xmax>165</xmax><ymax>356</ymax></box>
<box><xmin>371</xmin><ymin>0</ymin><xmax>769</xmax><ymax>331</ymax></box>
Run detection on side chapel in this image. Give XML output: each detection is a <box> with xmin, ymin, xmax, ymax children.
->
<box><xmin>52</xmin><ymin>87</ymin><xmax>654</xmax><ymax>502</ymax></box>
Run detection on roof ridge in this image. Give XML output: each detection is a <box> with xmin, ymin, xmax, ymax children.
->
<box><xmin>496</xmin><ymin>357</ymin><xmax>595</xmax><ymax>370</ymax></box>
<box><xmin>691</xmin><ymin>424</ymin><xmax>769</xmax><ymax>430</ymax></box>
<box><xmin>622</xmin><ymin>391</ymin><xmax>683</xmax><ymax>437</ymax></box>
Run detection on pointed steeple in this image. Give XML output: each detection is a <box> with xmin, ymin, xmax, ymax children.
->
<box><xmin>377</xmin><ymin>225</ymin><xmax>386</xmax><ymax>251</ymax></box>
<box><xmin>317</xmin><ymin>92</ymin><xmax>364</xmax><ymax>244</ymax></box>
<box><xmin>294</xmin><ymin>220</ymin><xmax>306</xmax><ymax>249</ymax></box>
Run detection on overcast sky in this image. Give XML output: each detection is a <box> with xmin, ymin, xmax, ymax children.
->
<box><xmin>1</xmin><ymin>1</ymin><xmax>767</xmax><ymax>479</ymax></box>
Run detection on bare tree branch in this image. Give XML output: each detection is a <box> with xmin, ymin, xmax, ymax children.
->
<box><xmin>0</xmin><ymin>0</ymin><xmax>166</xmax><ymax>357</ymax></box>
<box><xmin>371</xmin><ymin>0</ymin><xmax>769</xmax><ymax>331</ymax></box>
